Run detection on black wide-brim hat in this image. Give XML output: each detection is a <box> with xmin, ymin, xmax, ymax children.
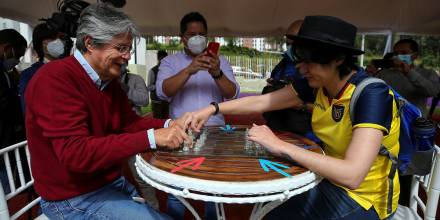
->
<box><xmin>290</xmin><ymin>15</ymin><xmax>364</xmax><ymax>55</ymax></box>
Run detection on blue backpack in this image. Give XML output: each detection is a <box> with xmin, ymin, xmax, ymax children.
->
<box><xmin>350</xmin><ymin>77</ymin><xmax>436</xmax><ymax>175</ymax></box>
<box><xmin>350</xmin><ymin>77</ymin><xmax>436</xmax><ymax>214</ymax></box>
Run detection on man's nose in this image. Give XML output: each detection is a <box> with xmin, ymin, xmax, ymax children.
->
<box><xmin>121</xmin><ymin>52</ymin><xmax>131</xmax><ymax>60</ymax></box>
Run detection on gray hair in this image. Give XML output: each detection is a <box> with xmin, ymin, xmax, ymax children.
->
<box><xmin>75</xmin><ymin>3</ymin><xmax>140</xmax><ymax>52</ymax></box>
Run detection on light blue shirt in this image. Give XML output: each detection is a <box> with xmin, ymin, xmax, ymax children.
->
<box><xmin>156</xmin><ymin>51</ymin><xmax>240</xmax><ymax>126</ymax></box>
<box><xmin>74</xmin><ymin>50</ymin><xmax>110</xmax><ymax>91</ymax></box>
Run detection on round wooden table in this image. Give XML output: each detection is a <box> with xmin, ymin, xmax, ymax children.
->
<box><xmin>136</xmin><ymin>126</ymin><xmax>323</xmax><ymax>220</ymax></box>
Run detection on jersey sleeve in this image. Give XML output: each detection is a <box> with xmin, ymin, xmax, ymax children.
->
<box><xmin>352</xmin><ymin>82</ymin><xmax>393</xmax><ymax>134</ymax></box>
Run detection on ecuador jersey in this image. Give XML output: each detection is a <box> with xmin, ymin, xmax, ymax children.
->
<box><xmin>311</xmin><ymin>71</ymin><xmax>400</xmax><ymax>219</ymax></box>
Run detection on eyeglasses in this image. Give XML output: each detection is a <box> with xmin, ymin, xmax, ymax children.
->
<box><xmin>109</xmin><ymin>43</ymin><xmax>133</xmax><ymax>55</ymax></box>
<box><xmin>293</xmin><ymin>46</ymin><xmax>336</xmax><ymax>64</ymax></box>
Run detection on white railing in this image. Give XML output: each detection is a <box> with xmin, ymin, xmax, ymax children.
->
<box><xmin>0</xmin><ymin>141</ymin><xmax>45</xmax><ymax>220</ymax></box>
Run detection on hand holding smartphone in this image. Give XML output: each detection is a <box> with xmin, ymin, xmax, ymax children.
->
<box><xmin>207</xmin><ymin>42</ymin><xmax>220</xmax><ymax>57</ymax></box>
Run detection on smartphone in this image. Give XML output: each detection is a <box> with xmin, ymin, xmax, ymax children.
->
<box><xmin>207</xmin><ymin>42</ymin><xmax>220</xmax><ymax>56</ymax></box>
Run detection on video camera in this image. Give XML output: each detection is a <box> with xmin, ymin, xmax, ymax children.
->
<box><xmin>39</xmin><ymin>0</ymin><xmax>126</xmax><ymax>57</ymax></box>
<box><xmin>371</xmin><ymin>52</ymin><xmax>395</xmax><ymax>69</ymax></box>
<box><xmin>40</xmin><ymin>0</ymin><xmax>90</xmax><ymax>38</ymax></box>
<box><xmin>40</xmin><ymin>0</ymin><xmax>126</xmax><ymax>38</ymax></box>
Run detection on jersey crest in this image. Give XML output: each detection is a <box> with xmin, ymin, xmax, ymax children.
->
<box><xmin>332</xmin><ymin>104</ymin><xmax>345</xmax><ymax>122</ymax></box>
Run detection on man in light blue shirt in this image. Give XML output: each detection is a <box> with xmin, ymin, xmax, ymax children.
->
<box><xmin>156</xmin><ymin>12</ymin><xmax>240</xmax><ymax>220</ymax></box>
<box><xmin>156</xmin><ymin>12</ymin><xmax>239</xmax><ymax>127</ymax></box>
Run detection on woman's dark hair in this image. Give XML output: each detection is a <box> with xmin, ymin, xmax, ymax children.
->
<box><xmin>294</xmin><ymin>40</ymin><xmax>358</xmax><ymax>79</ymax></box>
<box><xmin>180</xmin><ymin>12</ymin><xmax>207</xmax><ymax>35</ymax></box>
<box><xmin>32</xmin><ymin>23</ymin><xmax>58</xmax><ymax>61</ymax></box>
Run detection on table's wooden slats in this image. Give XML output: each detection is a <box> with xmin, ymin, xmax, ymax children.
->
<box><xmin>143</xmin><ymin>126</ymin><xmax>323</xmax><ymax>182</ymax></box>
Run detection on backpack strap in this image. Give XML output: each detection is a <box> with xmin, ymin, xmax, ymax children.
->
<box><xmin>349</xmin><ymin>77</ymin><xmax>396</xmax><ymax>215</ymax></box>
<box><xmin>379</xmin><ymin>146</ymin><xmax>398</xmax><ymax>214</ymax></box>
<box><xmin>349</xmin><ymin>77</ymin><xmax>386</xmax><ymax>122</ymax></box>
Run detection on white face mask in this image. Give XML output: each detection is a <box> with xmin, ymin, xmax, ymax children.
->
<box><xmin>187</xmin><ymin>35</ymin><xmax>207</xmax><ymax>55</ymax></box>
<box><xmin>46</xmin><ymin>39</ymin><xmax>65</xmax><ymax>58</ymax></box>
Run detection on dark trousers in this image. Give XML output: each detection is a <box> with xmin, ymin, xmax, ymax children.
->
<box><xmin>398</xmin><ymin>175</ymin><xmax>412</xmax><ymax>206</ymax></box>
<box><xmin>266</xmin><ymin>180</ymin><xmax>382</xmax><ymax>220</ymax></box>
<box><xmin>152</xmin><ymin>100</ymin><xmax>169</xmax><ymax>119</ymax></box>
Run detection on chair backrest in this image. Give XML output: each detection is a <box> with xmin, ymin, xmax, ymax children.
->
<box><xmin>0</xmin><ymin>140</ymin><xmax>41</xmax><ymax>220</ymax></box>
<box><xmin>408</xmin><ymin>144</ymin><xmax>440</xmax><ymax>220</ymax></box>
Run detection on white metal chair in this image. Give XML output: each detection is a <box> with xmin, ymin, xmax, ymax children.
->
<box><xmin>0</xmin><ymin>141</ymin><xmax>47</xmax><ymax>220</ymax></box>
<box><xmin>394</xmin><ymin>145</ymin><xmax>440</xmax><ymax>220</ymax></box>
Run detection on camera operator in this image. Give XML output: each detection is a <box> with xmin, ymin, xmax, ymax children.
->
<box><xmin>376</xmin><ymin>39</ymin><xmax>440</xmax><ymax>117</ymax></box>
<box><xmin>366</xmin><ymin>52</ymin><xmax>394</xmax><ymax>76</ymax></box>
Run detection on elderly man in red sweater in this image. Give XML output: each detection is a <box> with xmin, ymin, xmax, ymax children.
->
<box><xmin>24</xmin><ymin>3</ymin><xmax>189</xmax><ymax>220</ymax></box>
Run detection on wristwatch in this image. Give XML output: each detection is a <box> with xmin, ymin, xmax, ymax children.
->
<box><xmin>212</xmin><ymin>70</ymin><xmax>223</xmax><ymax>79</ymax></box>
<box><xmin>210</xmin><ymin>102</ymin><xmax>220</xmax><ymax>115</ymax></box>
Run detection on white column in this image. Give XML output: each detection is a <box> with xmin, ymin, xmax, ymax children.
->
<box><xmin>360</xmin><ymin>34</ymin><xmax>365</xmax><ymax>67</ymax></box>
<box><xmin>384</xmin><ymin>30</ymin><xmax>394</xmax><ymax>55</ymax></box>
<box><xmin>128</xmin><ymin>37</ymin><xmax>147</xmax><ymax>80</ymax></box>
<box><xmin>19</xmin><ymin>22</ymin><xmax>32</xmax><ymax>63</ymax></box>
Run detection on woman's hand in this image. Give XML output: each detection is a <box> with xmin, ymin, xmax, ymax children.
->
<box><xmin>189</xmin><ymin>105</ymin><xmax>216</xmax><ymax>132</ymax></box>
<box><xmin>169</xmin><ymin>112</ymin><xmax>193</xmax><ymax>130</ymax></box>
<box><xmin>248</xmin><ymin>124</ymin><xmax>286</xmax><ymax>156</ymax></box>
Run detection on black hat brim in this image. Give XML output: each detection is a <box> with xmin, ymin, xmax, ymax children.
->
<box><xmin>290</xmin><ymin>35</ymin><xmax>364</xmax><ymax>55</ymax></box>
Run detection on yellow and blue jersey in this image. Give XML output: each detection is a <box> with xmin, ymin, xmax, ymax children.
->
<box><xmin>311</xmin><ymin>71</ymin><xmax>400</xmax><ymax>219</ymax></box>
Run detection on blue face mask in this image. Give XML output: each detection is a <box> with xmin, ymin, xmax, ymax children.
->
<box><xmin>397</xmin><ymin>54</ymin><xmax>412</xmax><ymax>65</ymax></box>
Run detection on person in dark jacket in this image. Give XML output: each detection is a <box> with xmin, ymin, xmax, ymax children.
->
<box><xmin>19</xmin><ymin>23</ymin><xmax>72</xmax><ymax>112</ymax></box>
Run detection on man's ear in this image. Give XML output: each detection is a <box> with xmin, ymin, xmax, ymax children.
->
<box><xmin>84</xmin><ymin>36</ymin><xmax>95</xmax><ymax>52</ymax></box>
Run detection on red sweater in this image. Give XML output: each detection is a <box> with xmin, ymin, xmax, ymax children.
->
<box><xmin>25</xmin><ymin>56</ymin><xmax>165</xmax><ymax>201</ymax></box>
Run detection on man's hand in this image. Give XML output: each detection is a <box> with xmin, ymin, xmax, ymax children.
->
<box><xmin>266</xmin><ymin>78</ymin><xmax>274</xmax><ymax>86</ymax></box>
<box><xmin>186</xmin><ymin>53</ymin><xmax>211</xmax><ymax>75</ymax></box>
<box><xmin>394</xmin><ymin>59</ymin><xmax>411</xmax><ymax>75</ymax></box>
<box><xmin>154</xmin><ymin>126</ymin><xmax>191</xmax><ymax>149</ymax></box>
<box><xmin>207</xmin><ymin>50</ymin><xmax>221</xmax><ymax>77</ymax></box>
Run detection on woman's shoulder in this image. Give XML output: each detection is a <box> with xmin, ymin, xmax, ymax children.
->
<box><xmin>350</xmin><ymin>69</ymin><xmax>389</xmax><ymax>92</ymax></box>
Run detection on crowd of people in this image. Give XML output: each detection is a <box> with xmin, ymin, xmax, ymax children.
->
<box><xmin>0</xmin><ymin>2</ymin><xmax>439</xmax><ymax>220</ymax></box>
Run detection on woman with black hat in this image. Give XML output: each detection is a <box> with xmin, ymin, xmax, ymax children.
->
<box><xmin>189</xmin><ymin>16</ymin><xmax>399</xmax><ymax>220</ymax></box>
